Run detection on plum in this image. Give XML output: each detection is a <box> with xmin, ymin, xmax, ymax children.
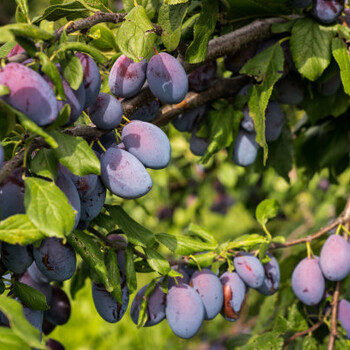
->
<box><xmin>20</xmin><ymin>270</ymin><xmax>52</xmax><ymax>304</ymax></box>
<box><xmin>188</xmin><ymin>61</ymin><xmax>217</xmax><ymax>92</ymax></box>
<box><xmin>257</xmin><ymin>254</ymin><xmax>280</xmax><ymax>296</ymax></box>
<box><xmin>232</xmin><ymin>130</ymin><xmax>259</xmax><ymax>167</ymax></box>
<box><xmin>46</xmin><ymin>339</ymin><xmax>65</xmax><ymax>350</ymax></box>
<box><xmin>172</xmin><ymin>105</ymin><xmax>206</xmax><ymax>132</ymax></box>
<box><xmin>130</xmin><ymin>100</ymin><xmax>160</xmax><ymax>122</ymax></box>
<box><xmin>234</xmin><ymin>252</ymin><xmax>265</xmax><ymax>288</ymax></box>
<box><xmin>338</xmin><ymin>299</ymin><xmax>350</xmax><ymax>338</ymax></box>
<box><xmin>44</xmin><ymin>285</ymin><xmax>71</xmax><ymax>325</ymax></box>
<box><xmin>312</xmin><ymin>0</ymin><xmax>345</xmax><ymax>24</ymax></box>
<box><xmin>1</xmin><ymin>243</ymin><xmax>33</xmax><ymax>274</ymax></box>
<box><xmin>265</xmin><ymin>102</ymin><xmax>284</xmax><ymax>142</ymax></box>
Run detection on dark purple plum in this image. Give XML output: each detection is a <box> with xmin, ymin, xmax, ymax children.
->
<box><xmin>189</xmin><ymin>130</ymin><xmax>210</xmax><ymax>156</ymax></box>
<box><xmin>130</xmin><ymin>100</ymin><xmax>160</xmax><ymax>122</ymax></box>
<box><xmin>100</xmin><ymin>147</ymin><xmax>152</xmax><ymax>199</ymax></box>
<box><xmin>265</xmin><ymin>102</ymin><xmax>284</xmax><ymax>142</ymax></box>
<box><xmin>6</xmin><ymin>44</ymin><xmax>25</xmax><ymax>58</ymax></box>
<box><xmin>147</xmin><ymin>53</ymin><xmax>188</xmax><ymax>104</ymax></box>
<box><xmin>275</xmin><ymin>73</ymin><xmax>305</xmax><ymax>105</ymax></box>
<box><xmin>224</xmin><ymin>44</ymin><xmax>257</xmax><ymax>75</ymax></box>
<box><xmin>257</xmin><ymin>254</ymin><xmax>280</xmax><ymax>296</ymax></box>
<box><xmin>122</xmin><ymin>120</ymin><xmax>171</xmax><ymax>169</ymax></box>
<box><xmin>319</xmin><ymin>73</ymin><xmax>341</xmax><ymax>96</ymax></box>
<box><xmin>320</xmin><ymin>235</ymin><xmax>350</xmax><ymax>281</ymax></box>
<box><xmin>232</xmin><ymin>130</ymin><xmax>259</xmax><ymax>167</ymax></box>
<box><xmin>33</xmin><ymin>238</ymin><xmax>76</xmax><ymax>282</ymax></box>
<box><xmin>1</xmin><ymin>243</ymin><xmax>33</xmax><ymax>274</ymax></box>
<box><xmin>172</xmin><ymin>105</ymin><xmax>206</xmax><ymax>132</ymax></box>
<box><xmin>88</xmin><ymin>92</ymin><xmax>123</xmax><ymax>130</ymax></box>
<box><xmin>240</xmin><ymin>106</ymin><xmax>254</xmax><ymax>133</ymax></box>
<box><xmin>234</xmin><ymin>252</ymin><xmax>265</xmax><ymax>288</ymax></box>
<box><xmin>46</xmin><ymin>339</ymin><xmax>65</xmax><ymax>350</ymax></box>
<box><xmin>79</xmin><ymin>177</ymin><xmax>106</xmax><ymax>222</ymax></box>
<box><xmin>56</xmin><ymin>173</ymin><xmax>81</xmax><ymax>230</ymax></box>
<box><xmin>291</xmin><ymin>257</ymin><xmax>325</xmax><ymax>306</ymax></box>
<box><xmin>188</xmin><ymin>61</ymin><xmax>217</xmax><ymax>92</ymax></box>
<box><xmin>189</xmin><ymin>269</ymin><xmax>223</xmax><ymax>320</ymax></box>
<box><xmin>0</xmin><ymin>63</ymin><xmax>58</xmax><ymax>126</ymax></box>
<box><xmin>76</xmin><ymin>53</ymin><xmax>101</xmax><ymax>108</ymax></box>
<box><xmin>109</xmin><ymin>55</ymin><xmax>147</xmax><ymax>99</ymax></box>
<box><xmin>107</xmin><ymin>234</ymin><xmax>126</xmax><ymax>275</ymax></box>
<box><xmin>220</xmin><ymin>271</ymin><xmax>246</xmax><ymax>322</ymax></box>
<box><xmin>165</xmin><ymin>283</ymin><xmax>204</xmax><ymax>339</ymax></box>
<box><xmin>338</xmin><ymin>299</ymin><xmax>350</xmax><ymax>338</ymax></box>
<box><xmin>0</xmin><ymin>143</ymin><xmax>3</xmax><ymax>168</ymax></box>
<box><xmin>130</xmin><ymin>283</ymin><xmax>166</xmax><ymax>327</ymax></box>
<box><xmin>23</xmin><ymin>306</ymin><xmax>43</xmax><ymax>332</ymax></box>
<box><xmin>312</xmin><ymin>0</ymin><xmax>344</xmax><ymax>24</ymax></box>
<box><xmin>0</xmin><ymin>169</ymin><xmax>25</xmax><ymax>220</ymax></box>
<box><xmin>44</xmin><ymin>285</ymin><xmax>71</xmax><ymax>326</ymax></box>
<box><xmin>20</xmin><ymin>270</ymin><xmax>52</xmax><ymax>304</ymax></box>
<box><xmin>292</xmin><ymin>0</ymin><xmax>312</xmax><ymax>8</ymax></box>
<box><xmin>92</xmin><ymin>282</ymin><xmax>129</xmax><ymax>323</ymax></box>
<box><xmin>168</xmin><ymin>267</ymin><xmax>190</xmax><ymax>289</ymax></box>
<box><xmin>42</xmin><ymin>318</ymin><xmax>56</xmax><ymax>335</ymax></box>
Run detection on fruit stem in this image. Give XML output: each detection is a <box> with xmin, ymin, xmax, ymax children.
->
<box><xmin>153</xmin><ymin>47</ymin><xmax>159</xmax><ymax>55</ymax></box>
<box><xmin>335</xmin><ymin>224</ymin><xmax>342</xmax><ymax>236</ymax></box>
<box><xmin>189</xmin><ymin>255</ymin><xmax>202</xmax><ymax>271</ymax></box>
<box><xmin>306</xmin><ymin>241</ymin><xmax>313</xmax><ymax>259</ymax></box>
<box><xmin>122</xmin><ymin>115</ymin><xmax>131</xmax><ymax>123</ymax></box>
<box><xmin>340</xmin><ymin>224</ymin><xmax>350</xmax><ymax>236</ymax></box>
<box><xmin>96</xmin><ymin>139</ymin><xmax>107</xmax><ymax>153</ymax></box>
<box><xmin>262</xmin><ymin>223</ymin><xmax>272</xmax><ymax>242</ymax></box>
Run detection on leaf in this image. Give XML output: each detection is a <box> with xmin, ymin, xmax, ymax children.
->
<box><xmin>37</xmin><ymin>52</ymin><xmax>65</xmax><ymax>100</ymax></box>
<box><xmin>89</xmin><ymin>24</ymin><xmax>118</xmax><ymax>52</ymax></box>
<box><xmin>164</xmin><ymin>0</ymin><xmax>189</xmax><ymax>4</ymax></box>
<box><xmin>0</xmin><ymin>41</ymin><xmax>17</xmax><ymax>58</ymax></box>
<box><xmin>186</xmin><ymin>251</ymin><xmax>216</xmax><ymax>268</ymax></box>
<box><xmin>287</xmin><ymin>303</ymin><xmax>308</xmax><ymax>332</ymax></box>
<box><xmin>222</xmin><ymin>234</ymin><xmax>268</xmax><ymax>251</ymax></box>
<box><xmin>137</xmin><ymin>278</ymin><xmax>157</xmax><ymax>327</ymax></box>
<box><xmin>105</xmin><ymin>205</ymin><xmax>155</xmax><ymax>248</ymax></box>
<box><xmin>290</xmin><ymin>18</ymin><xmax>335</xmax><ymax>81</ymax></box>
<box><xmin>0</xmin><ymin>214</ymin><xmax>45</xmax><ymax>245</ymax></box>
<box><xmin>30</xmin><ymin>148</ymin><xmax>58</xmax><ymax>180</ymax></box>
<box><xmin>0</xmin><ymin>101</ymin><xmax>58</xmax><ymax>149</ymax></box>
<box><xmin>156</xmin><ymin>233</ymin><xmax>217</xmax><ymax>255</ymax></box>
<box><xmin>60</xmin><ymin>54</ymin><xmax>84</xmax><ymax>91</ymax></box>
<box><xmin>158</xmin><ymin>3</ymin><xmax>188</xmax><ymax>51</ymax></box>
<box><xmin>0</xmin><ymin>295</ymin><xmax>45</xmax><ymax>349</ymax></box>
<box><xmin>144</xmin><ymin>248</ymin><xmax>170</xmax><ymax>275</ymax></box>
<box><xmin>91</xmin><ymin>213</ymin><xmax>116</xmax><ymax>232</ymax></box>
<box><xmin>46</xmin><ymin>104</ymin><xmax>71</xmax><ymax>130</ymax></box>
<box><xmin>0</xmin><ymin>24</ymin><xmax>54</xmax><ymax>43</ymax></box>
<box><xmin>241</xmin><ymin>43</ymin><xmax>284</xmax><ymax>163</ymax></box>
<box><xmin>0</xmin><ymin>327</ymin><xmax>31</xmax><ymax>350</ymax></box>
<box><xmin>332</xmin><ymin>37</ymin><xmax>350</xmax><ymax>96</ymax></box>
<box><xmin>271</xmin><ymin>20</ymin><xmax>295</xmax><ymax>34</ymax></box>
<box><xmin>14</xmin><ymin>282</ymin><xmax>50</xmax><ymax>311</ymax></box>
<box><xmin>70</xmin><ymin>261</ymin><xmax>90</xmax><ymax>299</ymax></box>
<box><xmin>253</xmin><ymin>293</ymin><xmax>278</xmax><ymax>333</ymax></box>
<box><xmin>0</xmin><ymin>85</ymin><xmax>10</xmax><ymax>97</ymax></box>
<box><xmin>116</xmin><ymin>6</ymin><xmax>156</xmax><ymax>62</ymax></box>
<box><xmin>256</xmin><ymin>199</ymin><xmax>280</xmax><ymax>226</ymax></box>
<box><xmin>49</xmin><ymin>130</ymin><xmax>100</xmax><ymax>176</ymax></box>
<box><xmin>80</xmin><ymin>0</ymin><xmax>109</xmax><ymax>11</ymax></box>
<box><xmin>185</xmin><ymin>0</ymin><xmax>218</xmax><ymax>63</ymax></box>
<box><xmin>0</xmin><ymin>104</ymin><xmax>16</xmax><ymax>139</ymax></box>
<box><xmin>267</xmin><ymin>124</ymin><xmax>294</xmax><ymax>182</ymax></box>
<box><xmin>14</xmin><ymin>0</ymin><xmax>29</xmax><ymax>16</ymax></box>
<box><xmin>32</xmin><ymin>1</ymin><xmax>90</xmax><ymax>23</ymax></box>
<box><xmin>105</xmin><ymin>248</ymin><xmax>122</xmax><ymax>303</ymax></box>
<box><xmin>186</xmin><ymin>223</ymin><xmax>217</xmax><ymax>244</ymax></box>
<box><xmin>57</xmin><ymin>42</ymin><xmax>107</xmax><ymax>64</ymax></box>
<box><xmin>24</xmin><ymin>177</ymin><xmax>75</xmax><ymax>238</ymax></box>
<box><xmin>122</xmin><ymin>0</ymin><xmax>160</xmax><ymax>20</ymax></box>
<box><xmin>125</xmin><ymin>245</ymin><xmax>137</xmax><ymax>293</ymax></box>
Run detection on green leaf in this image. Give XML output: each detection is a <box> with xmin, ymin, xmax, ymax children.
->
<box><xmin>256</xmin><ymin>199</ymin><xmax>280</xmax><ymax>226</ymax></box>
<box><xmin>156</xmin><ymin>232</ymin><xmax>217</xmax><ymax>255</ymax></box>
<box><xmin>57</xmin><ymin>42</ymin><xmax>107</xmax><ymax>64</ymax></box>
<box><xmin>0</xmin><ymin>104</ymin><xmax>16</xmax><ymax>139</ymax></box>
<box><xmin>32</xmin><ymin>1</ymin><xmax>90</xmax><ymax>23</ymax></box>
<box><xmin>0</xmin><ymin>24</ymin><xmax>54</xmax><ymax>43</ymax></box>
<box><xmin>30</xmin><ymin>148</ymin><xmax>58</xmax><ymax>180</ymax></box>
<box><xmin>91</xmin><ymin>213</ymin><xmax>117</xmax><ymax>232</ymax></box>
<box><xmin>105</xmin><ymin>205</ymin><xmax>155</xmax><ymax>248</ymax></box>
<box><xmin>186</xmin><ymin>251</ymin><xmax>216</xmax><ymax>268</ymax></box>
<box><xmin>0</xmin><ymin>295</ymin><xmax>45</xmax><ymax>349</ymax></box>
<box><xmin>0</xmin><ymin>85</ymin><xmax>10</xmax><ymax>97</ymax></box>
<box><xmin>241</xmin><ymin>43</ymin><xmax>284</xmax><ymax>163</ymax></box>
<box><xmin>70</xmin><ymin>261</ymin><xmax>90</xmax><ymax>299</ymax></box>
<box><xmin>116</xmin><ymin>6</ymin><xmax>156</xmax><ymax>62</ymax></box>
<box><xmin>302</xmin><ymin>336</ymin><xmax>319</xmax><ymax>350</ymax></box>
<box><xmin>222</xmin><ymin>234</ymin><xmax>268</xmax><ymax>251</ymax></box>
<box><xmin>290</xmin><ymin>18</ymin><xmax>335</xmax><ymax>81</ymax></box>
<box><xmin>24</xmin><ymin>177</ymin><xmax>75</xmax><ymax>238</ymax></box>
<box><xmin>46</xmin><ymin>104</ymin><xmax>71</xmax><ymax>130</ymax></box>
<box><xmin>271</xmin><ymin>20</ymin><xmax>295</xmax><ymax>34</ymax></box>
<box><xmin>60</xmin><ymin>54</ymin><xmax>84</xmax><ymax>91</ymax></box>
<box><xmin>186</xmin><ymin>223</ymin><xmax>217</xmax><ymax>244</ymax></box>
<box><xmin>80</xmin><ymin>0</ymin><xmax>109</xmax><ymax>11</ymax></box>
<box><xmin>89</xmin><ymin>24</ymin><xmax>118</xmax><ymax>52</ymax></box>
<box><xmin>14</xmin><ymin>282</ymin><xmax>50</xmax><ymax>311</ymax></box>
<box><xmin>125</xmin><ymin>245</ymin><xmax>137</xmax><ymax>293</ymax></box>
<box><xmin>144</xmin><ymin>248</ymin><xmax>170</xmax><ymax>275</ymax></box>
<box><xmin>287</xmin><ymin>303</ymin><xmax>308</xmax><ymax>332</ymax></box>
<box><xmin>253</xmin><ymin>293</ymin><xmax>278</xmax><ymax>333</ymax></box>
<box><xmin>37</xmin><ymin>52</ymin><xmax>65</xmax><ymax>100</ymax></box>
<box><xmin>185</xmin><ymin>0</ymin><xmax>218</xmax><ymax>63</ymax></box>
<box><xmin>158</xmin><ymin>3</ymin><xmax>188</xmax><ymax>51</ymax></box>
<box><xmin>137</xmin><ymin>278</ymin><xmax>157</xmax><ymax>327</ymax></box>
<box><xmin>49</xmin><ymin>130</ymin><xmax>101</xmax><ymax>176</ymax></box>
<box><xmin>267</xmin><ymin>124</ymin><xmax>294</xmax><ymax>182</ymax></box>
<box><xmin>245</xmin><ymin>331</ymin><xmax>283</xmax><ymax>350</ymax></box>
<box><xmin>0</xmin><ymin>41</ymin><xmax>17</xmax><ymax>58</ymax></box>
<box><xmin>15</xmin><ymin>0</ymin><xmax>29</xmax><ymax>15</ymax></box>
<box><xmin>0</xmin><ymin>214</ymin><xmax>45</xmax><ymax>245</ymax></box>
<box><xmin>0</xmin><ymin>327</ymin><xmax>31</xmax><ymax>350</ymax></box>
<box><xmin>122</xmin><ymin>0</ymin><xmax>160</xmax><ymax>20</ymax></box>
<box><xmin>332</xmin><ymin>37</ymin><xmax>350</xmax><ymax>96</ymax></box>
<box><xmin>164</xmin><ymin>0</ymin><xmax>189</xmax><ymax>4</ymax></box>
<box><xmin>105</xmin><ymin>248</ymin><xmax>122</xmax><ymax>303</ymax></box>
<box><xmin>0</xmin><ymin>101</ymin><xmax>58</xmax><ymax>149</ymax></box>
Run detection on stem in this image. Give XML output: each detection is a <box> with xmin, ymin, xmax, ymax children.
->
<box><xmin>96</xmin><ymin>139</ymin><xmax>106</xmax><ymax>153</ymax></box>
<box><xmin>262</xmin><ymin>223</ymin><xmax>272</xmax><ymax>241</ymax></box>
<box><xmin>306</xmin><ymin>241</ymin><xmax>312</xmax><ymax>259</ymax></box>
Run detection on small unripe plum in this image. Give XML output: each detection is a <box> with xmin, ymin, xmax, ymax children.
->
<box><xmin>109</xmin><ymin>55</ymin><xmax>147</xmax><ymax>99</ymax></box>
<box><xmin>291</xmin><ymin>257</ymin><xmax>325</xmax><ymax>306</ymax></box>
<box><xmin>147</xmin><ymin>53</ymin><xmax>188</xmax><ymax>104</ymax></box>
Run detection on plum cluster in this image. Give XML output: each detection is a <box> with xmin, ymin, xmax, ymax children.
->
<box><xmin>127</xmin><ymin>252</ymin><xmax>280</xmax><ymax>339</ymax></box>
<box><xmin>291</xmin><ymin>234</ymin><xmax>350</xmax><ymax>337</ymax></box>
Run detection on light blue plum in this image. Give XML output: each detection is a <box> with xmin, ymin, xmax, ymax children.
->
<box><xmin>232</xmin><ymin>130</ymin><xmax>259</xmax><ymax>167</ymax></box>
<box><xmin>234</xmin><ymin>252</ymin><xmax>265</xmax><ymax>288</ymax></box>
